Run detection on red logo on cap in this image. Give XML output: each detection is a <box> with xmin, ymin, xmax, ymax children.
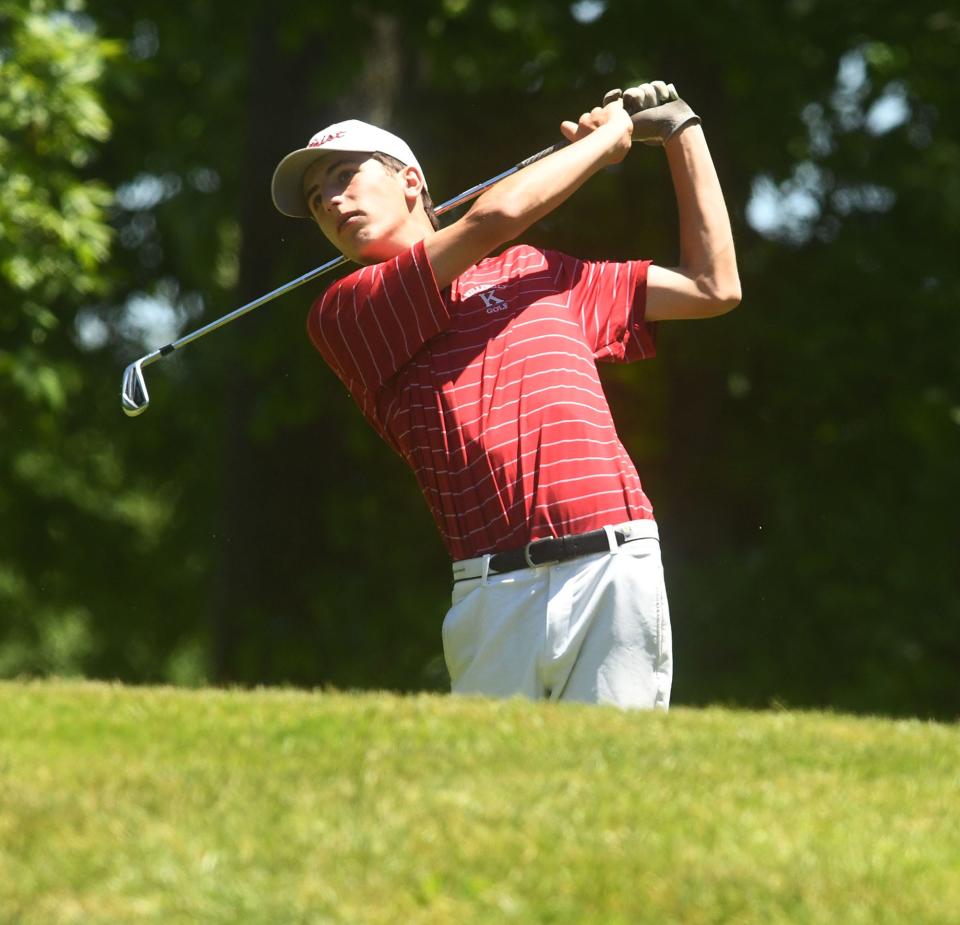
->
<box><xmin>308</xmin><ymin>131</ymin><xmax>347</xmax><ymax>148</ymax></box>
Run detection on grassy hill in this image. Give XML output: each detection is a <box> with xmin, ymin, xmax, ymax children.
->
<box><xmin>1</xmin><ymin>681</ymin><xmax>958</xmax><ymax>924</ymax></box>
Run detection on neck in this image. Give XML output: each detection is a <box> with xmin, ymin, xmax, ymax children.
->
<box><xmin>370</xmin><ymin>210</ymin><xmax>436</xmax><ymax>261</ymax></box>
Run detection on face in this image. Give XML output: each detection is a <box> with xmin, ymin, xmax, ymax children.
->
<box><xmin>302</xmin><ymin>154</ymin><xmax>421</xmax><ymax>264</ymax></box>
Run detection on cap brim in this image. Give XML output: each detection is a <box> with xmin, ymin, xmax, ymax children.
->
<box><xmin>271</xmin><ymin>137</ymin><xmax>429</xmax><ymax>218</ymax></box>
<box><xmin>270</xmin><ymin>148</ymin><xmax>330</xmax><ymax>218</ymax></box>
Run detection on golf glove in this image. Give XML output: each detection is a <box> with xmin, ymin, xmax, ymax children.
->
<box><xmin>604</xmin><ymin>81</ymin><xmax>701</xmax><ymax>145</ymax></box>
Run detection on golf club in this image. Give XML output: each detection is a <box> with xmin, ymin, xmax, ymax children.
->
<box><xmin>121</xmin><ymin>93</ymin><xmax>677</xmax><ymax>416</ymax></box>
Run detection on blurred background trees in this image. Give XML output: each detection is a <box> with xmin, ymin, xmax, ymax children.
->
<box><xmin>2</xmin><ymin>0</ymin><xmax>957</xmax><ymax>717</ymax></box>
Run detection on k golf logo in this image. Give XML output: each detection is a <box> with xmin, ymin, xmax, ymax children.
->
<box><xmin>478</xmin><ymin>287</ymin><xmax>508</xmax><ymax>313</ymax></box>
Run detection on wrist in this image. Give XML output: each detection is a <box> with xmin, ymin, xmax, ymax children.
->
<box><xmin>594</xmin><ymin>115</ymin><xmax>632</xmax><ymax>163</ymax></box>
<box><xmin>663</xmin><ymin>120</ymin><xmax>704</xmax><ymax>155</ymax></box>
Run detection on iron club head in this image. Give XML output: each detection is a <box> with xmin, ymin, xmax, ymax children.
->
<box><xmin>121</xmin><ymin>359</ymin><xmax>150</xmax><ymax>416</ymax></box>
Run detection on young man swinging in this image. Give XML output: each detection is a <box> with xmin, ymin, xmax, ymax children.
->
<box><xmin>270</xmin><ymin>81</ymin><xmax>740</xmax><ymax>709</ymax></box>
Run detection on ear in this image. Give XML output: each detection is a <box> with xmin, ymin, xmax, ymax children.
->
<box><xmin>400</xmin><ymin>165</ymin><xmax>424</xmax><ymax>208</ymax></box>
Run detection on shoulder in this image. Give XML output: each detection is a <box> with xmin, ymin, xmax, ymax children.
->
<box><xmin>312</xmin><ymin>244</ymin><xmax>432</xmax><ymax>314</ymax></box>
<box><xmin>469</xmin><ymin>244</ymin><xmax>567</xmax><ymax>281</ymax></box>
<box><xmin>315</xmin><ymin>263</ymin><xmax>370</xmax><ymax>308</ymax></box>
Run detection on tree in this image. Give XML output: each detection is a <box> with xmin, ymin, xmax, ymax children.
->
<box><xmin>0</xmin><ymin>0</ymin><xmax>159</xmax><ymax>675</ymax></box>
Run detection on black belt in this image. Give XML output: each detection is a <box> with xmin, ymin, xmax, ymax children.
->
<box><xmin>488</xmin><ymin>527</ymin><xmax>627</xmax><ymax>575</ymax></box>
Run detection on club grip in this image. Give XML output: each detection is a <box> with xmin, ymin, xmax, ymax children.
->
<box><xmin>514</xmin><ymin>102</ymin><xmax>692</xmax><ymax>171</ymax></box>
<box><xmin>515</xmin><ymin>141</ymin><xmax>568</xmax><ymax>170</ymax></box>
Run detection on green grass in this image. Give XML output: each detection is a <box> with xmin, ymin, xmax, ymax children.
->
<box><xmin>1</xmin><ymin>681</ymin><xmax>958</xmax><ymax>924</ymax></box>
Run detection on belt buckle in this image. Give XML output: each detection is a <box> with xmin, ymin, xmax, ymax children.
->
<box><xmin>523</xmin><ymin>538</ymin><xmax>560</xmax><ymax>569</ymax></box>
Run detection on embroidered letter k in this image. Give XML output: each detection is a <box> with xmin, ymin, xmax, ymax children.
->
<box><xmin>479</xmin><ymin>289</ymin><xmax>508</xmax><ymax>312</ymax></box>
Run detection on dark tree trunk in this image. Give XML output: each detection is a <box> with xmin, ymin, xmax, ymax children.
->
<box><xmin>208</xmin><ymin>8</ymin><xmax>402</xmax><ymax>684</ymax></box>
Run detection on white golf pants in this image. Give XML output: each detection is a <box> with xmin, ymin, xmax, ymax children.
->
<box><xmin>442</xmin><ymin>520</ymin><xmax>672</xmax><ymax>710</ymax></box>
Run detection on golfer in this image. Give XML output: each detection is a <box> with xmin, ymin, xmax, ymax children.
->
<box><xmin>271</xmin><ymin>81</ymin><xmax>740</xmax><ymax>709</ymax></box>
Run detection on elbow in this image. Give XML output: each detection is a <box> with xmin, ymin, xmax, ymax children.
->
<box><xmin>467</xmin><ymin>195</ymin><xmax>531</xmax><ymax>244</ymax></box>
<box><xmin>452</xmin><ymin>205</ymin><xmax>513</xmax><ymax>254</ymax></box>
<box><xmin>703</xmin><ymin>274</ymin><xmax>741</xmax><ymax>316</ymax></box>
<box><xmin>717</xmin><ymin>281</ymin><xmax>742</xmax><ymax>315</ymax></box>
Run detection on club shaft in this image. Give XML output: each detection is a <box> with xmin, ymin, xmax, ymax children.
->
<box><xmin>147</xmin><ymin>253</ymin><xmax>347</xmax><ymax>363</ymax></box>
<box><xmin>434</xmin><ymin>140</ymin><xmax>567</xmax><ymax>215</ymax></box>
<box><xmin>133</xmin><ymin>137</ymin><xmax>572</xmax><ymax>368</ymax></box>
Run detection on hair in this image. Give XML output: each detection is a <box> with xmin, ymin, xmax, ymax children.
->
<box><xmin>371</xmin><ymin>152</ymin><xmax>441</xmax><ymax>231</ymax></box>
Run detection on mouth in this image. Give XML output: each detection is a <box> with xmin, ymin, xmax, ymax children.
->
<box><xmin>337</xmin><ymin>211</ymin><xmax>363</xmax><ymax>233</ymax></box>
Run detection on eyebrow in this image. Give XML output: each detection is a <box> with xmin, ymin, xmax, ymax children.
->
<box><xmin>304</xmin><ymin>157</ymin><xmax>360</xmax><ymax>203</ymax></box>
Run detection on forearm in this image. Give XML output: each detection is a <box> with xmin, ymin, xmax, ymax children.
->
<box><xmin>663</xmin><ymin>124</ymin><xmax>740</xmax><ymax>303</ymax></box>
<box><xmin>425</xmin><ymin>116</ymin><xmax>629</xmax><ymax>288</ymax></box>
<box><xmin>468</xmin><ymin>120</ymin><xmax>624</xmax><ymax>241</ymax></box>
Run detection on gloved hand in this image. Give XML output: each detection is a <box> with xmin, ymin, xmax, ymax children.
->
<box><xmin>603</xmin><ymin>81</ymin><xmax>701</xmax><ymax>145</ymax></box>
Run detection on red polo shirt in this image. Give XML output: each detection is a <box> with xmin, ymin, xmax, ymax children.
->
<box><xmin>308</xmin><ymin>241</ymin><xmax>657</xmax><ymax>561</ymax></box>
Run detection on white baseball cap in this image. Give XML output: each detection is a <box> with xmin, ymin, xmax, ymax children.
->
<box><xmin>270</xmin><ymin>119</ymin><xmax>427</xmax><ymax>218</ymax></box>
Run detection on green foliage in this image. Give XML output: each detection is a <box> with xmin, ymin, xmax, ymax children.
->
<box><xmin>0</xmin><ymin>0</ymin><xmax>115</xmax><ymax>411</ymax></box>
<box><xmin>0</xmin><ymin>2</ymin><xmax>169</xmax><ymax>677</ymax></box>
<box><xmin>3</xmin><ymin>681</ymin><xmax>960</xmax><ymax>923</ymax></box>
<box><xmin>0</xmin><ymin>1</ymin><xmax>117</xmax><ymax>308</ymax></box>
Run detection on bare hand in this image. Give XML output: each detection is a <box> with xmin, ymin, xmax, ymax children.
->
<box><xmin>559</xmin><ymin>97</ymin><xmax>634</xmax><ymax>165</ymax></box>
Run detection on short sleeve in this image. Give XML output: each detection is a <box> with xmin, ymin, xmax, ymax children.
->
<box><xmin>552</xmin><ymin>251</ymin><xmax>656</xmax><ymax>363</ymax></box>
<box><xmin>307</xmin><ymin>239</ymin><xmax>451</xmax><ymax>394</ymax></box>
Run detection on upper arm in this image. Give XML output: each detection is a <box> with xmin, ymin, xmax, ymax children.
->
<box><xmin>308</xmin><ymin>247</ymin><xmax>451</xmax><ymax>393</ymax></box>
<box><xmin>646</xmin><ymin>264</ymin><xmax>741</xmax><ymax>321</ymax></box>
<box><xmin>422</xmin><ymin>208</ymin><xmax>510</xmax><ymax>290</ymax></box>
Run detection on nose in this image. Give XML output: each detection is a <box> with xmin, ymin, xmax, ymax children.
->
<box><xmin>323</xmin><ymin>189</ymin><xmax>343</xmax><ymax>214</ymax></box>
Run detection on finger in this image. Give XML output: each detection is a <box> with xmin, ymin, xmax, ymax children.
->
<box><xmin>577</xmin><ymin>108</ymin><xmax>602</xmax><ymax>132</ymax></box>
<box><xmin>623</xmin><ymin>86</ymin><xmax>651</xmax><ymax>113</ymax></box>
<box><xmin>666</xmin><ymin>82</ymin><xmax>678</xmax><ymax>101</ymax></box>
<box><xmin>560</xmin><ymin>120</ymin><xmax>579</xmax><ymax>141</ymax></box>
<box><xmin>602</xmin><ymin>87</ymin><xmax>623</xmax><ymax>106</ymax></box>
<box><xmin>651</xmin><ymin>80</ymin><xmax>671</xmax><ymax>104</ymax></box>
<box><xmin>623</xmin><ymin>83</ymin><xmax>655</xmax><ymax>111</ymax></box>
